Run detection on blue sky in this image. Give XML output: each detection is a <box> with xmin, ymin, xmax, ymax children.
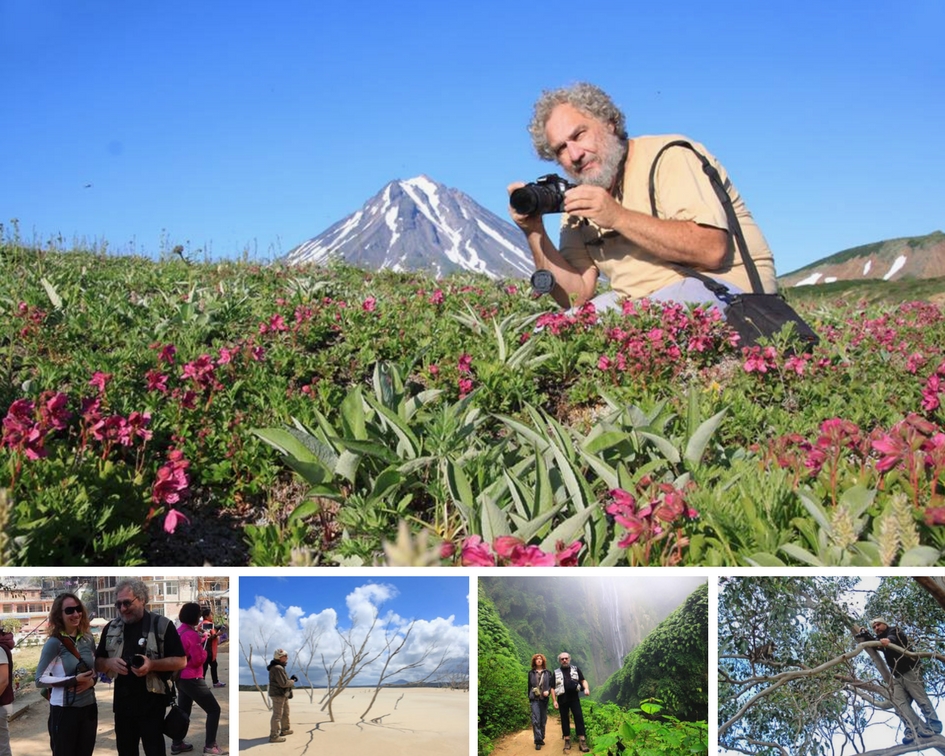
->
<box><xmin>237</xmin><ymin>576</ymin><xmax>470</xmax><ymax>685</ymax></box>
<box><xmin>239</xmin><ymin>575</ymin><xmax>469</xmax><ymax>623</ymax></box>
<box><xmin>2</xmin><ymin>1</ymin><xmax>942</xmax><ymax>275</ymax></box>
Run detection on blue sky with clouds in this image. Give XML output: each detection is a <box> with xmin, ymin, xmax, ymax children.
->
<box><xmin>237</xmin><ymin>577</ymin><xmax>469</xmax><ymax>686</ymax></box>
<box><xmin>2</xmin><ymin>1</ymin><xmax>942</xmax><ymax>274</ymax></box>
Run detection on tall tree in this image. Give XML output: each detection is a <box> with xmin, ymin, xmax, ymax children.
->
<box><xmin>719</xmin><ymin>577</ymin><xmax>945</xmax><ymax>756</ymax></box>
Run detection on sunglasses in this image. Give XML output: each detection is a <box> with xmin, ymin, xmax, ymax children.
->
<box><xmin>115</xmin><ymin>598</ymin><xmax>138</xmax><ymax>610</ymax></box>
<box><xmin>63</xmin><ymin>606</ymin><xmax>83</xmax><ymax>616</ymax></box>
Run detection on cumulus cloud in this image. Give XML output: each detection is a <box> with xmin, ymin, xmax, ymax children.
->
<box><xmin>238</xmin><ymin>583</ymin><xmax>469</xmax><ymax>687</ymax></box>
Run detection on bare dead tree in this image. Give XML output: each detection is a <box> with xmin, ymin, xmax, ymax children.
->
<box><xmin>238</xmin><ymin>622</ymin><xmax>278</xmax><ymax>710</ymax></box>
<box><xmin>319</xmin><ymin>612</ymin><xmax>389</xmax><ymax>722</ymax></box>
<box><xmin>294</xmin><ymin>620</ymin><xmax>328</xmax><ymax>704</ymax></box>
<box><xmin>359</xmin><ymin>619</ymin><xmax>453</xmax><ymax>721</ymax></box>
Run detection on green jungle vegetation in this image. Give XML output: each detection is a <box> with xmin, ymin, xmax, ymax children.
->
<box><xmin>3</xmin><ymin>230</ymin><xmax>945</xmax><ymax>566</ymax></box>
<box><xmin>478</xmin><ymin>582</ymin><xmax>708</xmax><ymax>756</ymax></box>
<box><xmin>480</xmin><ymin>576</ymin><xmax>694</xmax><ymax>687</ymax></box>
<box><xmin>596</xmin><ymin>583</ymin><xmax>708</xmax><ymax>720</ymax></box>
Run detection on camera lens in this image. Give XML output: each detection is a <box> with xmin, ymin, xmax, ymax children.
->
<box><xmin>510</xmin><ymin>186</ymin><xmax>540</xmax><ymax>216</ymax></box>
<box><xmin>130</xmin><ymin>654</ymin><xmax>146</xmax><ymax>669</ymax></box>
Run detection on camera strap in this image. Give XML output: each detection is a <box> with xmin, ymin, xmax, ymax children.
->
<box><xmin>647</xmin><ymin>139</ymin><xmax>765</xmax><ymax>295</ymax></box>
<box><xmin>58</xmin><ymin>633</ymin><xmax>82</xmax><ymax>662</ymax></box>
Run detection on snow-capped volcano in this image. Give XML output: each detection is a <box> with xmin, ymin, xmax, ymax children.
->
<box><xmin>286</xmin><ymin>175</ymin><xmax>533</xmax><ymax>279</ymax></box>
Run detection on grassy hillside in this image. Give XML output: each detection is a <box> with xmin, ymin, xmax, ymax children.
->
<box><xmin>3</xmin><ymin>239</ymin><xmax>945</xmax><ymax>567</ymax></box>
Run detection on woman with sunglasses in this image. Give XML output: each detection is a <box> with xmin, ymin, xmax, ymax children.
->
<box><xmin>36</xmin><ymin>593</ymin><xmax>98</xmax><ymax>756</ymax></box>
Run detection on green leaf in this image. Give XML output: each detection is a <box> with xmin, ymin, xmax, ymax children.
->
<box><xmin>684</xmin><ymin>407</ymin><xmax>727</xmax><ymax>467</ymax></box>
<box><xmin>899</xmin><ymin>546</ymin><xmax>941</xmax><ymax>566</ymax></box>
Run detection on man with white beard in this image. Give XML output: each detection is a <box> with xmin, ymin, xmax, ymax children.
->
<box><xmin>508</xmin><ymin>82</ymin><xmax>778</xmax><ymax>312</ymax></box>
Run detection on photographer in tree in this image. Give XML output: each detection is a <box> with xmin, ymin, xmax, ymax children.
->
<box><xmin>94</xmin><ymin>580</ymin><xmax>186</xmax><ymax>756</ymax></box>
<box><xmin>508</xmin><ymin>82</ymin><xmax>777</xmax><ymax>312</ymax></box>
<box><xmin>864</xmin><ymin>617</ymin><xmax>943</xmax><ymax>745</ymax></box>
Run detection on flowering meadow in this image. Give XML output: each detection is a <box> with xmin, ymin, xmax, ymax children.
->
<box><xmin>3</xmin><ymin>234</ymin><xmax>945</xmax><ymax>566</ymax></box>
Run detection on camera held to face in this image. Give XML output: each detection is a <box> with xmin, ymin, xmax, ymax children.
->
<box><xmin>510</xmin><ymin>174</ymin><xmax>576</xmax><ymax>216</ymax></box>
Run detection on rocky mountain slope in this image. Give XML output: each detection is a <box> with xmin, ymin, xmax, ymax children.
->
<box><xmin>286</xmin><ymin>175</ymin><xmax>532</xmax><ymax>279</ymax></box>
<box><xmin>780</xmin><ymin>231</ymin><xmax>945</xmax><ymax>287</ymax></box>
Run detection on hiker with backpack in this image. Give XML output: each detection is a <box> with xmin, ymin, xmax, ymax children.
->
<box><xmin>173</xmin><ymin>603</ymin><xmax>223</xmax><ymax>756</ymax></box>
<box><xmin>36</xmin><ymin>593</ymin><xmax>98</xmax><ymax>756</ymax></box>
<box><xmin>95</xmin><ymin>580</ymin><xmax>186</xmax><ymax>756</ymax></box>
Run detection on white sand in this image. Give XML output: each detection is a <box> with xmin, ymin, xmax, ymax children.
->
<box><xmin>238</xmin><ymin>687</ymin><xmax>468</xmax><ymax>756</ymax></box>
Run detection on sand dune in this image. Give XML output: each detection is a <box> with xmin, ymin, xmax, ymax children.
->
<box><xmin>238</xmin><ymin>686</ymin><xmax>469</xmax><ymax>756</ymax></box>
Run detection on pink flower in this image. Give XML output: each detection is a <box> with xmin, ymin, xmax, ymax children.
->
<box><xmin>146</xmin><ymin>370</ymin><xmax>169</xmax><ymax>393</ymax></box>
<box><xmin>457</xmin><ymin>354</ymin><xmax>473</xmax><ymax>373</ymax></box>
<box><xmin>153</xmin><ymin>450</ymin><xmax>191</xmax><ymax>505</ymax></box>
<box><xmin>555</xmin><ymin>541</ymin><xmax>582</xmax><ymax>566</ymax></box>
<box><xmin>362</xmin><ymin>297</ymin><xmax>377</xmax><ymax>312</ymax></box>
<box><xmin>429</xmin><ymin>289</ymin><xmax>445</xmax><ymax>305</ymax></box>
<box><xmin>88</xmin><ymin>372</ymin><xmax>112</xmax><ymax>393</ymax></box>
<box><xmin>924</xmin><ymin>507</ymin><xmax>945</xmax><ymax>526</ymax></box>
<box><xmin>508</xmin><ymin>545</ymin><xmax>556</xmax><ymax>567</ymax></box>
<box><xmin>163</xmin><ymin>508</ymin><xmax>191</xmax><ymax>534</ymax></box>
<box><xmin>493</xmin><ymin>536</ymin><xmax>524</xmax><ymax>559</ymax></box>
<box><xmin>460</xmin><ymin>536</ymin><xmax>496</xmax><ymax>566</ymax></box>
<box><xmin>157</xmin><ymin>344</ymin><xmax>177</xmax><ymax>364</ymax></box>
<box><xmin>458</xmin><ymin>378</ymin><xmax>473</xmax><ymax>398</ymax></box>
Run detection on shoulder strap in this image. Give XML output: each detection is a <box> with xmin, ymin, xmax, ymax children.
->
<box><xmin>57</xmin><ymin>633</ymin><xmax>82</xmax><ymax>661</ymax></box>
<box><xmin>648</xmin><ymin>139</ymin><xmax>764</xmax><ymax>294</ymax></box>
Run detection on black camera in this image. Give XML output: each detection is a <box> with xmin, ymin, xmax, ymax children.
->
<box><xmin>510</xmin><ymin>174</ymin><xmax>576</xmax><ymax>216</ymax></box>
<box><xmin>130</xmin><ymin>654</ymin><xmax>147</xmax><ymax>669</ymax></box>
<box><xmin>75</xmin><ymin>661</ymin><xmax>91</xmax><ymax>674</ymax></box>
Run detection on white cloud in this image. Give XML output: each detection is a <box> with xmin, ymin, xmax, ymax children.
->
<box><xmin>238</xmin><ymin>584</ymin><xmax>469</xmax><ymax>688</ymax></box>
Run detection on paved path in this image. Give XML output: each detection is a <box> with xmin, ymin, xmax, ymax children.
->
<box><xmin>10</xmin><ymin>649</ymin><xmax>231</xmax><ymax>755</ymax></box>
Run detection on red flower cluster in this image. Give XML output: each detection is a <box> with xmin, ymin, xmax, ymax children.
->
<box><xmin>454</xmin><ymin>535</ymin><xmax>582</xmax><ymax>566</ymax></box>
<box><xmin>605</xmin><ymin>479</ymin><xmax>697</xmax><ymax>565</ymax></box>
<box><xmin>152</xmin><ymin>448</ymin><xmax>192</xmax><ymax>528</ymax></box>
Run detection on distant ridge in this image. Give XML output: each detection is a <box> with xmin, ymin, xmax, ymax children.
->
<box><xmin>286</xmin><ymin>176</ymin><xmax>532</xmax><ymax>280</ymax></box>
<box><xmin>779</xmin><ymin>231</ymin><xmax>945</xmax><ymax>287</ymax></box>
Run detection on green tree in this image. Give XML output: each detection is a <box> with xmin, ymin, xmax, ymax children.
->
<box><xmin>718</xmin><ymin>576</ymin><xmax>945</xmax><ymax>756</ymax></box>
<box><xmin>478</xmin><ymin>584</ymin><xmax>530</xmax><ymax>756</ymax></box>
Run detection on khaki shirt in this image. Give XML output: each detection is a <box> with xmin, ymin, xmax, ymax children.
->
<box><xmin>559</xmin><ymin>134</ymin><xmax>777</xmax><ymax>300</ymax></box>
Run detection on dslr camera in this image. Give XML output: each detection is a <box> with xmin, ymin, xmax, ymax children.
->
<box><xmin>127</xmin><ymin>637</ymin><xmax>148</xmax><ymax>669</ymax></box>
<box><xmin>510</xmin><ymin>174</ymin><xmax>576</xmax><ymax>216</ymax></box>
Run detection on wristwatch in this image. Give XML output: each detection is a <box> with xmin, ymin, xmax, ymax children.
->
<box><xmin>530</xmin><ymin>269</ymin><xmax>555</xmax><ymax>295</ymax></box>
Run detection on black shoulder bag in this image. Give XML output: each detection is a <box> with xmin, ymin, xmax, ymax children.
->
<box><xmin>648</xmin><ymin>140</ymin><xmax>819</xmax><ymax>351</ymax></box>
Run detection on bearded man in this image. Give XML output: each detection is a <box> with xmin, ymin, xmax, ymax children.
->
<box><xmin>509</xmin><ymin>82</ymin><xmax>778</xmax><ymax>312</ymax></box>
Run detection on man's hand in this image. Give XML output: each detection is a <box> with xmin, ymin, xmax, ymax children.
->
<box><xmin>507</xmin><ymin>183</ymin><xmax>546</xmax><ymax>235</ymax></box>
<box><xmin>880</xmin><ymin>638</ymin><xmax>890</xmax><ymax>647</ymax></box>
<box><xmin>563</xmin><ymin>185</ymin><xmax>624</xmax><ymax>229</ymax></box>
<box><xmin>101</xmin><ymin>656</ymin><xmax>130</xmax><ymax>677</ymax></box>
<box><xmin>131</xmin><ymin>655</ymin><xmax>152</xmax><ymax>677</ymax></box>
<box><xmin>74</xmin><ymin>670</ymin><xmax>96</xmax><ymax>693</ymax></box>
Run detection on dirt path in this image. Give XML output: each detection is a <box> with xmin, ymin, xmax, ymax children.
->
<box><xmin>491</xmin><ymin>727</ymin><xmax>570</xmax><ymax>756</ymax></box>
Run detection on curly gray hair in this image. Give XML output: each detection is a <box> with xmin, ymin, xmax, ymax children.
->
<box><xmin>116</xmin><ymin>579</ymin><xmax>149</xmax><ymax>604</ymax></box>
<box><xmin>528</xmin><ymin>82</ymin><xmax>628</xmax><ymax>161</ymax></box>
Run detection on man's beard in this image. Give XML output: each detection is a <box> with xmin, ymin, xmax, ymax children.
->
<box><xmin>568</xmin><ymin>132</ymin><xmax>627</xmax><ymax>189</ymax></box>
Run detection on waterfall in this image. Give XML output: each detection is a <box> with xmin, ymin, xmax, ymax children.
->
<box><xmin>607</xmin><ymin>578</ymin><xmax>628</xmax><ymax>663</ymax></box>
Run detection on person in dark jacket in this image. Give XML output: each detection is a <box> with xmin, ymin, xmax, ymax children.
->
<box><xmin>528</xmin><ymin>654</ymin><xmax>553</xmax><ymax>750</ymax></box>
<box><xmin>550</xmin><ymin>653</ymin><xmax>590</xmax><ymax>752</ymax></box>
<box><xmin>870</xmin><ymin>617</ymin><xmax>942</xmax><ymax>745</ymax></box>
<box><xmin>1</xmin><ymin>627</ymin><xmax>14</xmax><ymax>756</ymax></box>
<box><xmin>267</xmin><ymin>649</ymin><xmax>296</xmax><ymax>743</ymax></box>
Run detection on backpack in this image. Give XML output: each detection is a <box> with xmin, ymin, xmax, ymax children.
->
<box><xmin>0</xmin><ymin>643</ymin><xmax>13</xmax><ymax>706</ymax></box>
